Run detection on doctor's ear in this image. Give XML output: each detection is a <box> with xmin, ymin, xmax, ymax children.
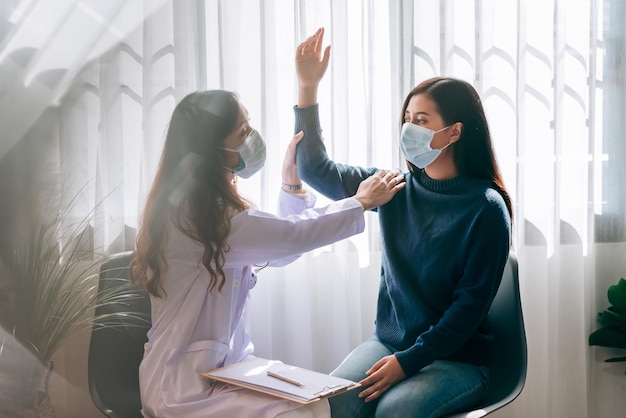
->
<box><xmin>449</xmin><ymin>122</ymin><xmax>463</xmax><ymax>143</ymax></box>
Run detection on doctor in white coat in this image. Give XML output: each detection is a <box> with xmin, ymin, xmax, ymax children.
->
<box><xmin>129</xmin><ymin>90</ymin><xmax>405</xmax><ymax>418</ymax></box>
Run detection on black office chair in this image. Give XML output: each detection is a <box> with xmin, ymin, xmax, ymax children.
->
<box><xmin>88</xmin><ymin>251</ymin><xmax>151</xmax><ymax>418</ymax></box>
<box><xmin>445</xmin><ymin>252</ymin><xmax>527</xmax><ymax>417</ymax></box>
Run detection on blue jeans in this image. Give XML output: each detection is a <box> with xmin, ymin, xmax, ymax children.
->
<box><xmin>329</xmin><ymin>336</ymin><xmax>488</xmax><ymax>418</ymax></box>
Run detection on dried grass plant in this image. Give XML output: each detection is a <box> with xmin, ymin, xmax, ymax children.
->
<box><xmin>0</xmin><ymin>194</ymin><xmax>142</xmax><ymax>414</ymax></box>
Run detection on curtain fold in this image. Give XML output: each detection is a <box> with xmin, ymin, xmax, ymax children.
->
<box><xmin>3</xmin><ymin>0</ymin><xmax>624</xmax><ymax>417</ymax></box>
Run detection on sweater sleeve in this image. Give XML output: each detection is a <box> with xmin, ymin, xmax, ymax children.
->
<box><xmin>294</xmin><ymin>104</ymin><xmax>377</xmax><ymax>200</ymax></box>
<box><xmin>394</xmin><ymin>195</ymin><xmax>512</xmax><ymax>376</ymax></box>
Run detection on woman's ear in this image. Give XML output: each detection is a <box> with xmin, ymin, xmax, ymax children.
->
<box><xmin>449</xmin><ymin>122</ymin><xmax>463</xmax><ymax>143</ymax></box>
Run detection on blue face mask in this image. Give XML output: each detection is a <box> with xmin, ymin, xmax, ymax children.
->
<box><xmin>400</xmin><ymin>123</ymin><xmax>452</xmax><ymax>168</ymax></box>
<box><xmin>220</xmin><ymin>129</ymin><xmax>266</xmax><ymax>178</ymax></box>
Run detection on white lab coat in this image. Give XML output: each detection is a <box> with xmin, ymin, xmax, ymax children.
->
<box><xmin>139</xmin><ymin>190</ymin><xmax>364</xmax><ymax>418</ymax></box>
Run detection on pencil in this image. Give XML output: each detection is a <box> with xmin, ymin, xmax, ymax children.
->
<box><xmin>267</xmin><ymin>370</ymin><xmax>305</xmax><ymax>387</ymax></box>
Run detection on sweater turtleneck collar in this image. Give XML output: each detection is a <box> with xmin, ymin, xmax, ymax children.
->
<box><xmin>417</xmin><ymin>169</ymin><xmax>466</xmax><ymax>193</ymax></box>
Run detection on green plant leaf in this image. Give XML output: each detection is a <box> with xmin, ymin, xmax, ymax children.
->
<box><xmin>598</xmin><ymin>307</ymin><xmax>626</xmax><ymax>331</ymax></box>
<box><xmin>608</xmin><ymin>278</ymin><xmax>626</xmax><ymax>311</ymax></box>
<box><xmin>589</xmin><ymin>326</ymin><xmax>626</xmax><ymax>349</ymax></box>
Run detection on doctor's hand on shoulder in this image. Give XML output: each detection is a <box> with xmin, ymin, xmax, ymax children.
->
<box><xmin>354</xmin><ymin>170</ymin><xmax>405</xmax><ymax>210</ymax></box>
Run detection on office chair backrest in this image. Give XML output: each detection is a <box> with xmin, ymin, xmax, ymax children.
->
<box><xmin>446</xmin><ymin>252</ymin><xmax>527</xmax><ymax>418</ymax></box>
<box><xmin>88</xmin><ymin>251</ymin><xmax>151</xmax><ymax>418</ymax></box>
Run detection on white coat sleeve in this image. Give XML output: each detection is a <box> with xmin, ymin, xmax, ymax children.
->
<box><xmin>276</xmin><ymin>188</ymin><xmax>316</xmax><ymax>218</ymax></box>
<box><xmin>223</xmin><ymin>195</ymin><xmax>364</xmax><ymax>268</ymax></box>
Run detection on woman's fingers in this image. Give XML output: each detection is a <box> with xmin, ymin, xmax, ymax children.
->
<box><xmin>297</xmin><ymin>27</ymin><xmax>324</xmax><ymax>55</ymax></box>
<box><xmin>314</xmin><ymin>27</ymin><xmax>324</xmax><ymax>52</ymax></box>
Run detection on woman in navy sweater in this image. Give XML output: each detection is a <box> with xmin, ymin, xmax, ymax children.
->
<box><xmin>294</xmin><ymin>28</ymin><xmax>513</xmax><ymax>418</ymax></box>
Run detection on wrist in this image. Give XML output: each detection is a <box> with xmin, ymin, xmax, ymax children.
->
<box><xmin>298</xmin><ymin>85</ymin><xmax>318</xmax><ymax>107</ymax></box>
<box><xmin>282</xmin><ymin>183</ymin><xmax>304</xmax><ymax>193</ymax></box>
<box><xmin>354</xmin><ymin>196</ymin><xmax>371</xmax><ymax>211</ymax></box>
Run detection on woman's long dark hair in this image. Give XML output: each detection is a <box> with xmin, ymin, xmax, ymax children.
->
<box><xmin>400</xmin><ymin>77</ymin><xmax>514</xmax><ymax>224</ymax></box>
<box><xmin>130</xmin><ymin>91</ymin><xmax>249</xmax><ymax>297</ymax></box>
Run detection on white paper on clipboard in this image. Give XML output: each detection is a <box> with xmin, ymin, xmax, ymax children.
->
<box><xmin>201</xmin><ymin>357</ymin><xmax>359</xmax><ymax>404</ymax></box>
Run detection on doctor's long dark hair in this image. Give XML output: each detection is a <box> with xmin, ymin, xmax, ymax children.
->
<box><xmin>130</xmin><ymin>91</ymin><xmax>249</xmax><ymax>297</ymax></box>
<box><xmin>400</xmin><ymin>77</ymin><xmax>514</xmax><ymax>226</ymax></box>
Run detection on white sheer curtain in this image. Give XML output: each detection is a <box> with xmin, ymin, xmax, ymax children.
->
<box><xmin>11</xmin><ymin>0</ymin><xmax>624</xmax><ymax>417</ymax></box>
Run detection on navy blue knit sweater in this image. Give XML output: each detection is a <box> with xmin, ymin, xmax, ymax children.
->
<box><xmin>294</xmin><ymin>104</ymin><xmax>511</xmax><ymax>377</ymax></box>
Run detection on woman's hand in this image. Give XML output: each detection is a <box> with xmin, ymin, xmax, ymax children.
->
<box><xmin>296</xmin><ymin>27</ymin><xmax>331</xmax><ymax>107</ymax></box>
<box><xmin>357</xmin><ymin>355</ymin><xmax>407</xmax><ymax>402</ymax></box>
<box><xmin>354</xmin><ymin>170</ymin><xmax>405</xmax><ymax>211</ymax></box>
<box><xmin>281</xmin><ymin>131</ymin><xmax>305</xmax><ymax>192</ymax></box>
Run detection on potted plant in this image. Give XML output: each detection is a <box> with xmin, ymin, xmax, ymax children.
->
<box><xmin>589</xmin><ymin>277</ymin><xmax>626</xmax><ymax>373</ymax></box>
<box><xmin>0</xmin><ymin>204</ymin><xmax>141</xmax><ymax>417</ymax></box>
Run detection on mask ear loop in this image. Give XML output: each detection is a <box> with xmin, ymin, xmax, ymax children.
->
<box><xmin>434</xmin><ymin>125</ymin><xmax>456</xmax><ymax>150</ymax></box>
<box><xmin>434</xmin><ymin>125</ymin><xmax>451</xmax><ymax>134</ymax></box>
<box><xmin>219</xmin><ymin>144</ymin><xmax>243</xmax><ymax>179</ymax></box>
<box><xmin>439</xmin><ymin>141</ymin><xmax>454</xmax><ymax>152</ymax></box>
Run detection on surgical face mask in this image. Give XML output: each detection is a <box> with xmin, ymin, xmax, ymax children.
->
<box><xmin>400</xmin><ymin>123</ymin><xmax>452</xmax><ymax>168</ymax></box>
<box><xmin>220</xmin><ymin>129</ymin><xmax>266</xmax><ymax>178</ymax></box>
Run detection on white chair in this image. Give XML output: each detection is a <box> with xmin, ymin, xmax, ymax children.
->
<box><xmin>445</xmin><ymin>252</ymin><xmax>527</xmax><ymax>417</ymax></box>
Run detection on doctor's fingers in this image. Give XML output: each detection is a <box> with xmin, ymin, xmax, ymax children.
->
<box><xmin>360</xmin><ymin>174</ymin><xmax>404</xmax><ymax>197</ymax></box>
<box><xmin>283</xmin><ymin>131</ymin><xmax>304</xmax><ymax>164</ymax></box>
<box><xmin>375</xmin><ymin>170</ymin><xmax>404</xmax><ymax>185</ymax></box>
<box><xmin>289</xmin><ymin>130</ymin><xmax>305</xmax><ymax>147</ymax></box>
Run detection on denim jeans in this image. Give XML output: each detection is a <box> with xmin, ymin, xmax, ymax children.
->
<box><xmin>328</xmin><ymin>336</ymin><xmax>489</xmax><ymax>418</ymax></box>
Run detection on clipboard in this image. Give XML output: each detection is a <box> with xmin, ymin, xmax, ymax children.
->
<box><xmin>201</xmin><ymin>357</ymin><xmax>360</xmax><ymax>404</ymax></box>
